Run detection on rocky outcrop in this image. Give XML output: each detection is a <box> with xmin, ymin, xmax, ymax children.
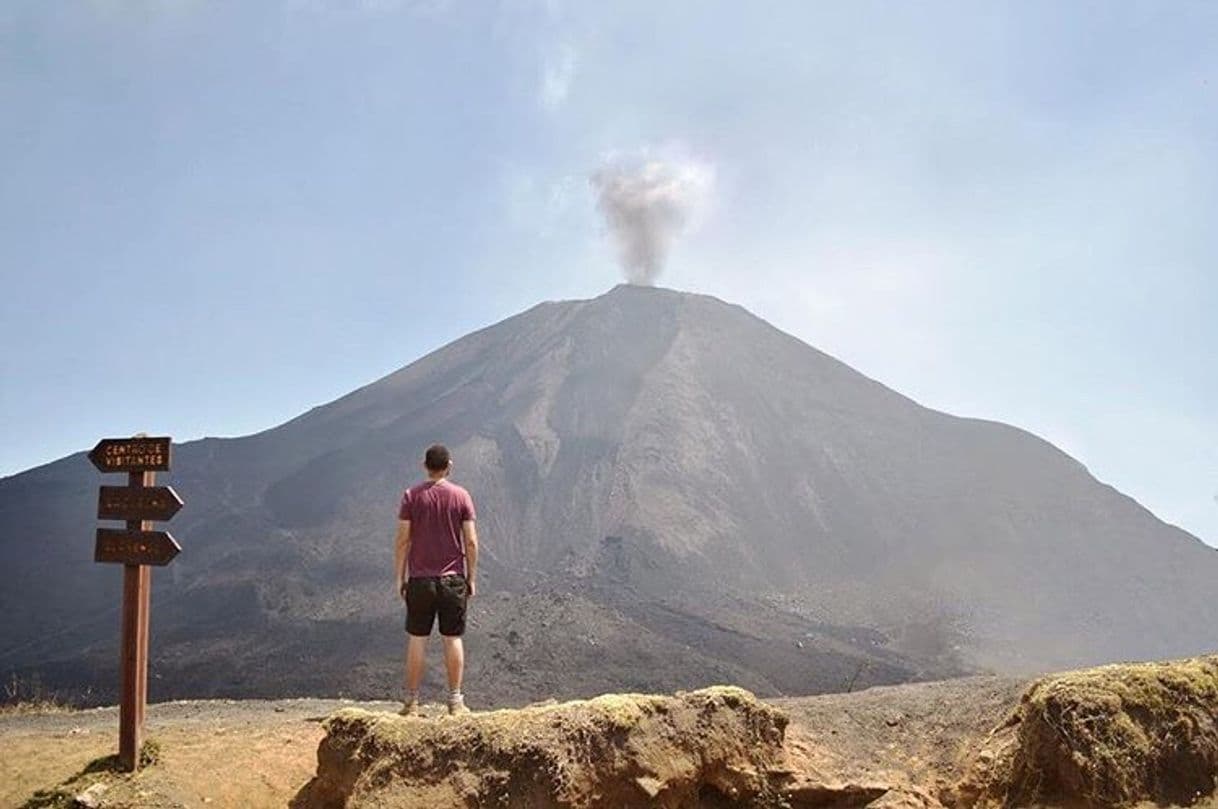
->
<box><xmin>955</xmin><ymin>655</ymin><xmax>1218</xmax><ymax>808</ymax></box>
<box><xmin>11</xmin><ymin>656</ymin><xmax>1218</xmax><ymax>807</ymax></box>
<box><xmin>295</xmin><ymin>658</ymin><xmax>1218</xmax><ymax>808</ymax></box>
<box><xmin>293</xmin><ymin>686</ymin><xmax>790</xmax><ymax>808</ymax></box>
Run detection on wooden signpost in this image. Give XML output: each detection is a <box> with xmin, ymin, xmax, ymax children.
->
<box><xmin>89</xmin><ymin>435</ymin><xmax>184</xmax><ymax>772</ymax></box>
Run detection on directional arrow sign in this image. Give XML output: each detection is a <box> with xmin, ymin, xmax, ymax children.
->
<box><xmin>88</xmin><ymin>436</ymin><xmax>171</xmax><ymax>475</ymax></box>
<box><xmin>98</xmin><ymin>485</ymin><xmax>184</xmax><ymax>522</ymax></box>
<box><xmin>88</xmin><ymin>437</ymin><xmax>171</xmax><ymax>474</ymax></box>
<box><xmin>95</xmin><ymin>529</ymin><xmax>182</xmax><ymax>566</ymax></box>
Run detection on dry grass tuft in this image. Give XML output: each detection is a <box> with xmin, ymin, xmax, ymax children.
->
<box><xmin>1</xmin><ymin>673</ymin><xmax>76</xmax><ymax>716</ymax></box>
<box><xmin>957</xmin><ymin>654</ymin><xmax>1218</xmax><ymax>808</ymax></box>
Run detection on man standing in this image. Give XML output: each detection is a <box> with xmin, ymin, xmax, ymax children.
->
<box><xmin>394</xmin><ymin>444</ymin><xmax>478</xmax><ymax>716</ymax></box>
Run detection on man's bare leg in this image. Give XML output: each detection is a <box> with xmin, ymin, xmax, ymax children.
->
<box><xmin>403</xmin><ymin>635</ymin><xmax>428</xmax><ymax>713</ymax></box>
<box><xmin>441</xmin><ymin>636</ymin><xmax>468</xmax><ymax>714</ymax></box>
<box><xmin>441</xmin><ymin>635</ymin><xmax>464</xmax><ymax>691</ymax></box>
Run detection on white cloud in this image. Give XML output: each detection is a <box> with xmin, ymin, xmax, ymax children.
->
<box><xmin>282</xmin><ymin>0</ymin><xmax>451</xmax><ymax>16</ymax></box>
<box><xmin>540</xmin><ymin>43</ymin><xmax>576</xmax><ymax>110</ymax></box>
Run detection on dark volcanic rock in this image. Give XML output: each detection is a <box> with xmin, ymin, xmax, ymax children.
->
<box><xmin>2</xmin><ymin>285</ymin><xmax>1217</xmax><ymax>705</ymax></box>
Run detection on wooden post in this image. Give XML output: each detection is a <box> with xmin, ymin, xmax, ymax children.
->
<box><xmin>118</xmin><ymin>469</ymin><xmax>154</xmax><ymax>771</ymax></box>
<box><xmin>89</xmin><ymin>434</ymin><xmax>181</xmax><ymax>770</ymax></box>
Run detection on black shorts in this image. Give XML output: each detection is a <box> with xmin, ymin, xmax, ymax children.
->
<box><xmin>404</xmin><ymin>575</ymin><xmax>468</xmax><ymax>637</ymax></box>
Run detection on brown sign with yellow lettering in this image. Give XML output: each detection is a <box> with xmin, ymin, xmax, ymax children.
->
<box><xmin>88</xmin><ymin>437</ymin><xmax>171</xmax><ymax>473</ymax></box>
<box><xmin>97</xmin><ymin>485</ymin><xmax>184</xmax><ymax>522</ymax></box>
<box><xmin>94</xmin><ymin>528</ymin><xmax>182</xmax><ymax>566</ymax></box>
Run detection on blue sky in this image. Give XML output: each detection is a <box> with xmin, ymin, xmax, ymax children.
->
<box><xmin>2</xmin><ymin>1</ymin><xmax>1215</xmax><ymax>545</ymax></box>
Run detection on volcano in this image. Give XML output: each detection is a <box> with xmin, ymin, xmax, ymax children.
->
<box><xmin>2</xmin><ymin>284</ymin><xmax>1215</xmax><ymax>705</ymax></box>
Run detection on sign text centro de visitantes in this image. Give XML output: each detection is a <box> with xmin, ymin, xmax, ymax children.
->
<box><xmin>88</xmin><ymin>436</ymin><xmax>171</xmax><ymax>474</ymax></box>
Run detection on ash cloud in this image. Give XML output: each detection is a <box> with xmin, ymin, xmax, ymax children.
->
<box><xmin>590</xmin><ymin>156</ymin><xmax>714</xmax><ymax>286</ymax></box>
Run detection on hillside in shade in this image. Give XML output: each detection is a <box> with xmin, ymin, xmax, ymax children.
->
<box><xmin>1</xmin><ymin>284</ymin><xmax>1215</xmax><ymax>705</ymax></box>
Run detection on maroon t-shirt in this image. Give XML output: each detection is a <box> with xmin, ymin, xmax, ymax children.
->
<box><xmin>398</xmin><ymin>480</ymin><xmax>476</xmax><ymax>578</ymax></box>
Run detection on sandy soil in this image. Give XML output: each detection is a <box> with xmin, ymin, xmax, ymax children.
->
<box><xmin>774</xmin><ymin>675</ymin><xmax>1028</xmax><ymax>799</ymax></box>
<box><xmin>3</xmin><ymin>680</ymin><xmax>1016</xmax><ymax>808</ymax></box>
<box><xmin>1</xmin><ymin>698</ymin><xmax>397</xmax><ymax>809</ymax></box>
<box><xmin>4</xmin><ymin>674</ymin><xmax>1214</xmax><ymax>808</ymax></box>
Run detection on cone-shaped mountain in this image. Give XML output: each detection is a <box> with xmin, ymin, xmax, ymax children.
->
<box><xmin>2</xmin><ymin>285</ymin><xmax>1215</xmax><ymax>704</ymax></box>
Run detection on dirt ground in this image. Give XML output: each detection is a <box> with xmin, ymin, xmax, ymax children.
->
<box><xmin>0</xmin><ymin>698</ymin><xmax>397</xmax><ymax>809</ymax></box>
<box><xmin>4</xmin><ymin>672</ymin><xmax>1217</xmax><ymax>808</ymax></box>
<box><xmin>3</xmin><ymin>680</ymin><xmax>1020</xmax><ymax>809</ymax></box>
<box><xmin>773</xmin><ymin>675</ymin><xmax>1029</xmax><ymax>800</ymax></box>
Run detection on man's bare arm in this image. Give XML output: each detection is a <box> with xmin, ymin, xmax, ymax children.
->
<box><xmin>462</xmin><ymin>519</ymin><xmax>478</xmax><ymax>598</ymax></box>
<box><xmin>394</xmin><ymin>520</ymin><xmax>411</xmax><ymax>598</ymax></box>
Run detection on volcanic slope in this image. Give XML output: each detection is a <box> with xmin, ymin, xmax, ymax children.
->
<box><xmin>2</xmin><ymin>284</ymin><xmax>1216</xmax><ymax>705</ymax></box>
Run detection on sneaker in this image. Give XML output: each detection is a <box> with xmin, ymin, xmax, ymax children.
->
<box><xmin>399</xmin><ymin>698</ymin><xmax>421</xmax><ymax>717</ymax></box>
<box><xmin>447</xmin><ymin>693</ymin><xmax>470</xmax><ymax>716</ymax></box>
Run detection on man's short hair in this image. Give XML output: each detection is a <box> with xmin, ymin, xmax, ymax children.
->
<box><xmin>424</xmin><ymin>444</ymin><xmax>451</xmax><ymax>472</ymax></box>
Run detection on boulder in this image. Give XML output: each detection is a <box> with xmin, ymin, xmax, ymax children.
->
<box><xmin>955</xmin><ymin>655</ymin><xmax>1218</xmax><ymax>807</ymax></box>
<box><xmin>294</xmin><ymin>686</ymin><xmax>789</xmax><ymax>808</ymax></box>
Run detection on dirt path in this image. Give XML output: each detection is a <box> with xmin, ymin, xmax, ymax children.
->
<box><xmin>774</xmin><ymin>675</ymin><xmax>1028</xmax><ymax>797</ymax></box>
<box><xmin>1</xmin><ymin>698</ymin><xmax>397</xmax><ymax>808</ymax></box>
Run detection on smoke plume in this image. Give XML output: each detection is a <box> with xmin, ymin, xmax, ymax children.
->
<box><xmin>591</xmin><ymin>156</ymin><xmax>714</xmax><ymax>286</ymax></box>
